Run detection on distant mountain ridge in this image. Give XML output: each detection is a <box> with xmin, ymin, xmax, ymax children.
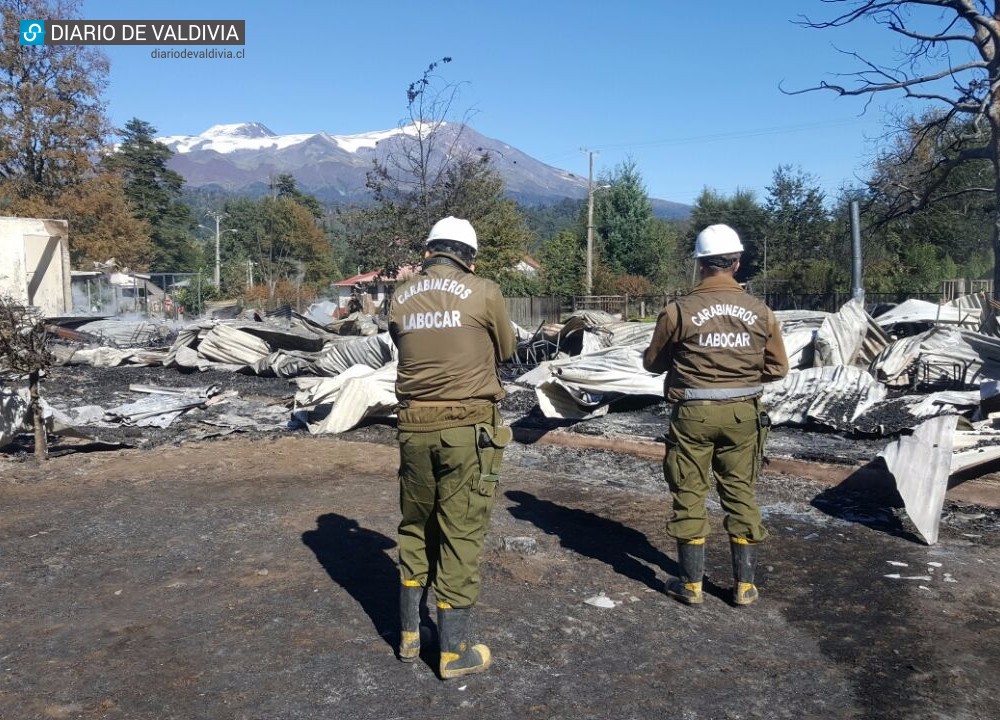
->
<box><xmin>159</xmin><ymin>122</ymin><xmax>691</xmax><ymax>219</ymax></box>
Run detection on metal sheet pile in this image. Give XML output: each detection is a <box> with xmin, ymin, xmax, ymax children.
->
<box><xmin>514</xmin><ymin>297</ymin><xmax>999</xmax><ymax>436</ymax></box>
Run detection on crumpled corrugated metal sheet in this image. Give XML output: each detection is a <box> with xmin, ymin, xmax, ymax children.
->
<box><xmin>196</xmin><ymin>324</ymin><xmax>271</xmax><ymax>365</ymax></box>
<box><xmin>252</xmin><ymin>349</ymin><xmax>317</xmax><ymax>378</ymax></box>
<box><xmin>875</xmin><ymin>412</ymin><xmax>1000</xmax><ymax>545</ymax></box>
<box><xmin>303</xmin><ymin>300</ymin><xmax>341</xmax><ymax>327</ymax></box>
<box><xmin>236</xmin><ymin>322</ymin><xmax>326</xmax><ymax>353</ymax></box>
<box><xmin>66</xmin><ymin>319</ymin><xmax>170</xmax><ymax>346</ymax></box>
<box><xmin>601</xmin><ymin>321</ymin><xmax>656</xmax><ymax>348</ymax></box>
<box><xmin>875</xmin><ymin>298</ymin><xmax>981</xmax><ymax>330</ymax></box>
<box><xmin>955</xmin><ymin>331</ymin><xmax>1000</xmax><ymax>381</ymax></box>
<box><xmin>249</xmin><ymin>334</ymin><xmax>397</xmax><ymax>378</ymax></box>
<box><xmin>293</xmin><ymin>362</ymin><xmax>398</xmax><ymax>434</ymax></box>
<box><xmin>162</xmin><ymin>318</ymin><xmax>397</xmax><ymax>378</ymax></box>
<box><xmin>51</xmin><ymin>345</ymin><xmax>153</xmax><ymax>367</ymax></box>
<box><xmin>941</xmin><ymin>291</ymin><xmax>998</xmax><ymax>336</ymax></box>
<box><xmin>521</xmin><ymin>345</ymin><xmax>663</xmax><ymax>420</ymax></box>
<box><xmin>775</xmin><ymin>310</ymin><xmax>828</xmax><ymax>369</ymax></box>
<box><xmin>310</xmin><ymin>333</ymin><xmax>398</xmax><ymax>376</ymax></box>
<box><xmin>103</xmin><ymin>384</ymin><xmax>221</xmax><ymax>428</ymax></box>
<box><xmin>762</xmin><ymin>365</ymin><xmax>887</xmax><ymax>430</ymax></box>
<box><xmin>869</xmin><ymin>327</ymin><xmax>1000</xmax><ymax>388</ymax></box>
<box><xmin>813</xmin><ymin>298</ymin><xmax>890</xmax><ymax>367</ymax></box>
<box><xmin>878</xmin><ymin>414</ymin><xmax>957</xmax><ymax>545</ymax></box>
<box><xmin>552</xmin><ymin>312</ymin><xmax>654</xmax><ymax>356</ymax></box>
<box><xmin>1</xmin><ymin>389</ymin><xmax>92</xmax><ymax>443</ymax></box>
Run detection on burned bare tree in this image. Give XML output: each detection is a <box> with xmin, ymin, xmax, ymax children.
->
<box><xmin>0</xmin><ymin>294</ymin><xmax>53</xmax><ymax>461</ymax></box>
<box><xmin>360</xmin><ymin>57</ymin><xmax>478</xmax><ymax>273</ymax></box>
<box><xmin>788</xmin><ymin>1</ymin><xmax>1000</xmax><ymax>298</ymax></box>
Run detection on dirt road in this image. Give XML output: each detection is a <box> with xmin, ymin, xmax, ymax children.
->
<box><xmin>1</xmin><ymin>435</ymin><xmax>998</xmax><ymax>720</ymax></box>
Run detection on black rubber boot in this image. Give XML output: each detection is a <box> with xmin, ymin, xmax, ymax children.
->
<box><xmin>665</xmin><ymin>539</ymin><xmax>705</xmax><ymax>605</ymax></box>
<box><xmin>437</xmin><ymin>606</ymin><xmax>491</xmax><ymax>680</ymax></box>
<box><xmin>730</xmin><ymin>538</ymin><xmax>759</xmax><ymax>606</ymax></box>
<box><xmin>398</xmin><ymin>582</ymin><xmax>423</xmax><ymax>662</ymax></box>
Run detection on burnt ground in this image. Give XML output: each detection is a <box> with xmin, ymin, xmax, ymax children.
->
<box><xmin>1</xmin><ymin>366</ymin><xmax>1000</xmax><ymax>719</ymax></box>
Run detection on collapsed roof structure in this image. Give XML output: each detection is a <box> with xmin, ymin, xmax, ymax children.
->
<box><xmin>5</xmin><ymin>293</ymin><xmax>1000</xmax><ymax>544</ymax></box>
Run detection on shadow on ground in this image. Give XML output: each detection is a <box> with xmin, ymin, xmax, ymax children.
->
<box><xmin>301</xmin><ymin>513</ymin><xmax>399</xmax><ymax>650</ymax></box>
<box><xmin>808</xmin><ymin>458</ymin><xmax>922</xmax><ymax>544</ymax></box>
<box><xmin>504</xmin><ymin>489</ymin><xmax>686</xmax><ymax>594</ymax></box>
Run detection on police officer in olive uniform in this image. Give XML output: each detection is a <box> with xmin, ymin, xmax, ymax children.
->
<box><xmin>388</xmin><ymin>216</ymin><xmax>517</xmax><ymax>679</ymax></box>
<box><xmin>643</xmin><ymin>224</ymin><xmax>788</xmax><ymax>607</ymax></box>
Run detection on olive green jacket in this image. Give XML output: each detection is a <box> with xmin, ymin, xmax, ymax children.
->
<box><xmin>389</xmin><ymin>254</ymin><xmax>517</xmax><ymax>431</ymax></box>
<box><xmin>643</xmin><ymin>275</ymin><xmax>789</xmax><ymax>402</ymax></box>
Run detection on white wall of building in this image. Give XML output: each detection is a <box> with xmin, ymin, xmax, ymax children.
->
<box><xmin>0</xmin><ymin>217</ymin><xmax>72</xmax><ymax>316</ymax></box>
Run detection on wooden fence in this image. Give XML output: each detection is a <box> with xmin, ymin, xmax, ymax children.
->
<box><xmin>504</xmin><ymin>296</ymin><xmax>565</xmax><ymax>330</ymax></box>
<box><xmin>508</xmin><ymin>287</ymin><xmax>972</xmax><ymax>327</ymax></box>
<box><xmin>572</xmin><ymin>295</ymin><xmax>676</xmax><ymax>320</ymax></box>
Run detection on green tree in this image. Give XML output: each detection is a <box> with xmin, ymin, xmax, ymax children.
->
<box><xmin>646</xmin><ymin>217</ymin><xmax>687</xmax><ymax>291</ymax></box>
<box><xmin>101</xmin><ymin>117</ymin><xmax>199</xmax><ymax>271</ymax></box>
<box><xmin>865</xmin><ymin>115</ymin><xmax>995</xmax><ymax>285</ymax></box>
<box><xmin>224</xmin><ymin>196</ymin><xmax>333</xmax><ymax>301</ymax></box>
<box><xmin>437</xmin><ymin>154</ymin><xmax>530</xmax><ymax>282</ymax></box>
<box><xmin>762</xmin><ymin>165</ymin><xmax>839</xmax><ymax>292</ymax></box>
<box><xmin>595</xmin><ymin>158</ymin><xmax>656</xmax><ymax>277</ymax></box>
<box><xmin>765</xmin><ymin>165</ymin><xmax>830</xmax><ymax>266</ymax></box>
<box><xmin>272</xmin><ymin>173</ymin><xmax>323</xmax><ymax>219</ymax></box>
<box><xmin>0</xmin><ymin>0</ymin><xmax>109</xmax><ymax>202</ymax></box>
<box><xmin>539</xmin><ymin>229</ymin><xmax>584</xmax><ymax>297</ymax></box>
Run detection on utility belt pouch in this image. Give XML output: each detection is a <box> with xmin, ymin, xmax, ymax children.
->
<box><xmin>474</xmin><ymin>422</ymin><xmax>513</xmax><ymax>496</ymax></box>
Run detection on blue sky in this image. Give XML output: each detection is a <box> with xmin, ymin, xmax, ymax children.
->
<box><xmin>77</xmin><ymin>0</ymin><xmax>907</xmax><ymax>206</ymax></box>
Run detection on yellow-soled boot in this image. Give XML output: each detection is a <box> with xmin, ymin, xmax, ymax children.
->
<box><xmin>665</xmin><ymin>538</ymin><xmax>705</xmax><ymax>605</ymax></box>
<box><xmin>730</xmin><ymin>537</ymin><xmax>759</xmax><ymax>606</ymax></box>
<box><xmin>437</xmin><ymin>604</ymin><xmax>491</xmax><ymax>680</ymax></box>
<box><xmin>398</xmin><ymin>580</ymin><xmax>423</xmax><ymax>662</ymax></box>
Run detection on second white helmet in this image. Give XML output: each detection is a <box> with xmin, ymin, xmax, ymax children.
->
<box><xmin>426</xmin><ymin>216</ymin><xmax>478</xmax><ymax>252</ymax></box>
<box><xmin>694</xmin><ymin>224</ymin><xmax>744</xmax><ymax>258</ymax></box>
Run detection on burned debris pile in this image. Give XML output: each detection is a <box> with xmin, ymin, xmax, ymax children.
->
<box><xmin>4</xmin><ymin>295</ymin><xmax>1000</xmax><ymax>542</ymax></box>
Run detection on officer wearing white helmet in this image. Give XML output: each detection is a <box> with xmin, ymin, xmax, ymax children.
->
<box><xmin>643</xmin><ymin>224</ymin><xmax>788</xmax><ymax>607</ymax></box>
<box><xmin>388</xmin><ymin>216</ymin><xmax>516</xmax><ymax>678</ymax></box>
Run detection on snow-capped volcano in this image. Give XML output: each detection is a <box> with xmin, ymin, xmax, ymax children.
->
<box><xmin>160</xmin><ymin>121</ymin><xmax>437</xmax><ymax>157</ymax></box>
<box><xmin>157</xmin><ymin>121</ymin><xmax>689</xmax><ymax>217</ymax></box>
<box><xmin>160</xmin><ymin>122</ymin><xmax>324</xmax><ymax>154</ymax></box>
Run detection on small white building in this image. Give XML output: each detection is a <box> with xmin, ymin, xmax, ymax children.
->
<box><xmin>516</xmin><ymin>255</ymin><xmax>541</xmax><ymax>276</ymax></box>
<box><xmin>0</xmin><ymin>216</ymin><xmax>72</xmax><ymax>316</ymax></box>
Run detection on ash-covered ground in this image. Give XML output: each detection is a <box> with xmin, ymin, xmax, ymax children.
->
<box><xmin>3</xmin><ymin>431</ymin><xmax>1000</xmax><ymax>720</ymax></box>
<box><xmin>5</xmin><ymin>359</ymin><xmax>1000</xmax><ymax>719</ymax></box>
<box><xmin>7</xmin><ymin>363</ymin><xmax>894</xmax><ymax>470</ymax></box>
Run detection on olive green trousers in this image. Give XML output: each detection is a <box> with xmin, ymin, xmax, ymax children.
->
<box><xmin>663</xmin><ymin>399</ymin><xmax>769</xmax><ymax>543</ymax></box>
<box><xmin>397</xmin><ymin>425</ymin><xmax>500</xmax><ymax>608</ymax></box>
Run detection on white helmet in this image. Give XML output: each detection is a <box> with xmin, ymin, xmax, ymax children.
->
<box><xmin>694</xmin><ymin>224</ymin><xmax>744</xmax><ymax>258</ymax></box>
<box><xmin>426</xmin><ymin>216</ymin><xmax>478</xmax><ymax>252</ymax></box>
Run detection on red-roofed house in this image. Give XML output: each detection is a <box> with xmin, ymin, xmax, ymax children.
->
<box><xmin>330</xmin><ymin>266</ymin><xmax>418</xmax><ymax>317</ymax></box>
